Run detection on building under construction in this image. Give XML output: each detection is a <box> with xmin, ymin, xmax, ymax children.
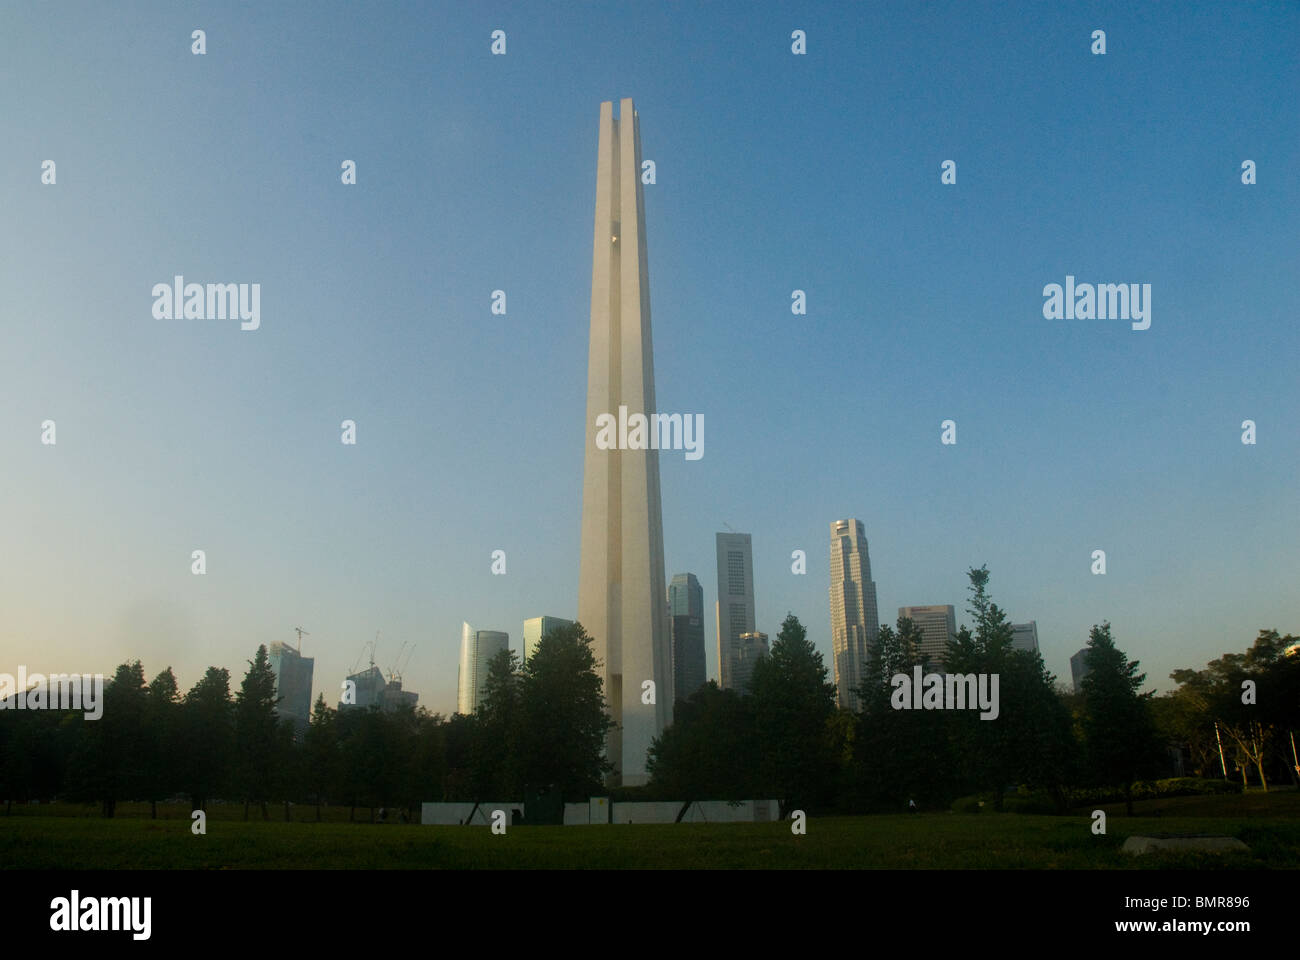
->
<box><xmin>337</xmin><ymin>637</ymin><xmax>419</xmax><ymax>712</ymax></box>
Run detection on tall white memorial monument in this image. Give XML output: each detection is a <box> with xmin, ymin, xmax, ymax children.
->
<box><xmin>578</xmin><ymin>99</ymin><xmax>673</xmax><ymax>786</ymax></box>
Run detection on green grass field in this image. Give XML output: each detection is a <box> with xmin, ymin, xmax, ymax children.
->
<box><xmin>3</xmin><ymin>791</ymin><xmax>1297</xmax><ymax>869</ymax></box>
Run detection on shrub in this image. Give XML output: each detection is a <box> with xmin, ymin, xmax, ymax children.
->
<box><xmin>1066</xmin><ymin>777</ymin><xmax>1241</xmax><ymax>807</ymax></box>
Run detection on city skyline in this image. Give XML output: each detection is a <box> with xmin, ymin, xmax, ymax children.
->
<box><xmin>3</xmin><ymin>2</ymin><xmax>1296</xmax><ymax>723</ymax></box>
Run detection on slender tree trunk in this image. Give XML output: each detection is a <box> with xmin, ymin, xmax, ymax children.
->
<box><xmin>349</xmin><ymin>804</ymin><xmax>355</xmax><ymax>822</ymax></box>
<box><xmin>1253</xmin><ymin>726</ymin><xmax>1268</xmax><ymax>792</ymax></box>
<box><xmin>243</xmin><ymin>800</ymin><xmax>250</xmax><ymax>820</ymax></box>
<box><xmin>283</xmin><ymin>800</ymin><xmax>291</xmax><ymax>822</ymax></box>
<box><xmin>261</xmin><ymin>801</ymin><xmax>269</xmax><ymax>821</ymax></box>
<box><xmin>151</xmin><ymin>799</ymin><xmax>157</xmax><ymax>820</ymax></box>
<box><xmin>315</xmin><ymin>799</ymin><xmax>321</xmax><ymax>822</ymax></box>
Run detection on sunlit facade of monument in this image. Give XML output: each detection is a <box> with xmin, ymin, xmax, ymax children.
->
<box><xmin>577</xmin><ymin>98</ymin><xmax>673</xmax><ymax>787</ymax></box>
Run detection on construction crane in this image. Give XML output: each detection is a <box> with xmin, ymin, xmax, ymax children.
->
<box><xmin>292</xmin><ymin>626</ymin><xmax>309</xmax><ymax>652</ymax></box>
<box><xmin>387</xmin><ymin>640</ymin><xmax>407</xmax><ymax>684</ymax></box>
<box><xmin>350</xmin><ymin>632</ymin><xmax>379</xmax><ymax>675</ymax></box>
<box><xmin>722</xmin><ymin>522</ymin><xmax>736</xmax><ymax>533</ymax></box>
<box><xmin>387</xmin><ymin>641</ymin><xmax>415</xmax><ymax>685</ymax></box>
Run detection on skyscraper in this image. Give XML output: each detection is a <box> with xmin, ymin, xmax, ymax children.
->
<box><xmin>898</xmin><ymin>605</ymin><xmax>957</xmax><ymax>671</ymax></box>
<box><xmin>734</xmin><ymin>631</ymin><xmax>770</xmax><ymax>695</ymax></box>
<box><xmin>267</xmin><ymin>640</ymin><xmax>314</xmax><ymax>739</ymax></box>
<box><xmin>523</xmin><ymin>616</ymin><xmax>574</xmax><ymax>665</ymax></box>
<box><xmin>715</xmin><ymin>532</ymin><xmax>756</xmax><ymax>692</ymax></box>
<box><xmin>668</xmin><ymin>573</ymin><xmax>706</xmax><ymax>703</ymax></box>
<box><xmin>829</xmin><ymin>519</ymin><xmax>879</xmax><ymax>711</ymax></box>
<box><xmin>1010</xmin><ymin>621</ymin><xmax>1040</xmax><ymax>655</ymax></box>
<box><xmin>457</xmin><ymin>622</ymin><xmax>508</xmax><ymax>715</ymax></box>
<box><xmin>577</xmin><ymin>98</ymin><xmax>673</xmax><ymax>787</ymax></box>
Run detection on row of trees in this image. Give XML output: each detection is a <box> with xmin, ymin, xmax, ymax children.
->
<box><xmin>3</xmin><ymin>568</ymin><xmax>1296</xmax><ymax>818</ymax></box>
<box><xmin>0</xmin><ymin>625</ymin><xmax>616</xmax><ymax>819</ymax></box>
<box><xmin>649</xmin><ymin>567</ymin><xmax>1300</xmax><ymax>815</ymax></box>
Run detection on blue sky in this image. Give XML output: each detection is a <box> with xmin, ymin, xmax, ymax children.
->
<box><xmin>2</xmin><ymin>0</ymin><xmax>1297</xmax><ymax>713</ymax></box>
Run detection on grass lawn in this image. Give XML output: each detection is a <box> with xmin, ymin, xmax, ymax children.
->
<box><xmin>3</xmin><ymin>790</ymin><xmax>1297</xmax><ymax>869</ymax></box>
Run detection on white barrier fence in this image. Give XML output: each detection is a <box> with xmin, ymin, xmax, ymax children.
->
<box><xmin>423</xmin><ymin>798</ymin><xmax>778</xmax><ymax>825</ymax></box>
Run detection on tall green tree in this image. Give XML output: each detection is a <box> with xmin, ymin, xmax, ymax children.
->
<box><xmin>440</xmin><ymin>712</ymin><xmax>479</xmax><ymax>802</ymax></box>
<box><xmin>408</xmin><ymin>709</ymin><xmax>448</xmax><ymax>817</ymax></box>
<box><xmin>854</xmin><ymin>617</ymin><xmax>956</xmax><ymax>810</ymax></box>
<box><xmin>518</xmin><ymin>621</ymin><xmax>614</xmax><ymax>800</ymax></box>
<box><xmin>234</xmin><ymin>645</ymin><xmax>281</xmax><ymax>820</ymax></box>
<box><xmin>647</xmin><ymin>681</ymin><xmax>761</xmax><ymax>804</ymax></box>
<box><xmin>946</xmin><ymin>567</ymin><xmax>1076</xmax><ymax>810</ymax></box>
<box><xmin>944</xmin><ymin>568</ymin><xmax>1017</xmax><ymax>808</ymax></box>
<box><xmin>1080</xmin><ymin>622</ymin><xmax>1166</xmax><ymax>813</ymax></box>
<box><xmin>389</xmin><ymin>704</ymin><xmax>435</xmax><ymax>820</ymax></box>
<box><xmin>74</xmin><ymin>661</ymin><xmax>148</xmax><ymax>817</ymax></box>
<box><xmin>143</xmin><ymin>667</ymin><xmax>180</xmax><ymax>818</ymax></box>
<box><xmin>304</xmin><ymin>693</ymin><xmax>339</xmax><ymax>820</ymax></box>
<box><xmin>475</xmin><ymin>648</ymin><xmax>524</xmax><ymax>799</ymax></box>
<box><xmin>2</xmin><ymin>708</ymin><xmax>73</xmax><ymax>813</ymax></box>
<box><xmin>749</xmin><ymin>613</ymin><xmax>837</xmax><ymax>816</ymax></box>
<box><xmin>181</xmin><ymin>667</ymin><xmax>234</xmax><ymax>812</ymax></box>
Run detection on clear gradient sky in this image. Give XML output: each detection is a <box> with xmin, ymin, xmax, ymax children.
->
<box><xmin>2</xmin><ymin>1</ymin><xmax>1297</xmax><ymax>715</ymax></box>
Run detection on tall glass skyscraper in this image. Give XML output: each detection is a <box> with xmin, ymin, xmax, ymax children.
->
<box><xmin>668</xmin><ymin>573</ymin><xmax>706</xmax><ymax>703</ymax></box>
<box><xmin>829</xmin><ymin>518</ymin><xmax>878</xmax><ymax>711</ymax></box>
<box><xmin>715</xmin><ymin>532</ymin><xmax>756</xmax><ymax>692</ymax></box>
<box><xmin>458</xmin><ymin>622</ymin><xmax>508</xmax><ymax>715</ymax></box>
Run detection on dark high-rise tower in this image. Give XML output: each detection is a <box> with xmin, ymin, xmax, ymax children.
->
<box><xmin>715</xmin><ymin>532</ymin><xmax>756</xmax><ymax>691</ymax></box>
<box><xmin>668</xmin><ymin>573</ymin><xmax>706</xmax><ymax>702</ymax></box>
